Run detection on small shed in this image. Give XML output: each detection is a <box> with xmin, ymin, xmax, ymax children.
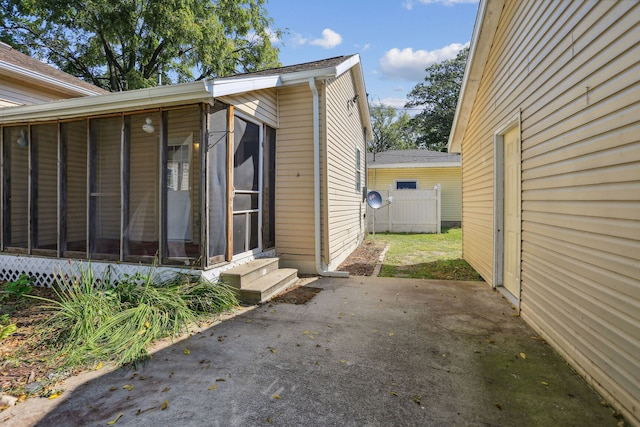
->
<box><xmin>367</xmin><ymin>149</ymin><xmax>461</xmax><ymax>229</ymax></box>
<box><xmin>0</xmin><ymin>54</ymin><xmax>372</xmax><ymax>289</ymax></box>
<box><xmin>448</xmin><ymin>1</ymin><xmax>639</xmax><ymax>424</ymax></box>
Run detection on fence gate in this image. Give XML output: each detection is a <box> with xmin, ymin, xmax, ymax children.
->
<box><xmin>366</xmin><ymin>184</ymin><xmax>441</xmax><ymax>233</ymax></box>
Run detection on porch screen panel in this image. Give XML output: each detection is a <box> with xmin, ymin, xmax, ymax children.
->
<box><xmin>165</xmin><ymin>107</ymin><xmax>201</xmax><ymax>262</ymax></box>
<box><xmin>263</xmin><ymin>125</ymin><xmax>276</xmax><ymax>248</ymax></box>
<box><xmin>125</xmin><ymin>112</ymin><xmax>160</xmax><ymax>259</ymax></box>
<box><xmin>4</xmin><ymin>126</ymin><xmax>28</xmax><ymax>248</ymax></box>
<box><xmin>208</xmin><ymin>103</ymin><xmax>228</xmax><ymax>261</ymax></box>
<box><xmin>89</xmin><ymin>117</ymin><xmax>121</xmax><ymax>258</ymax></box>
<box><xmin>32</xmin><ymin>123</ymin><xmax>58</xmax><ymax>250</ymax></box>
<box><xmin>232</xmin><ymin>117</ymin><xmax>260</xmax><ymax>255</ymax></box>
<box><xmin>62</xmin><ymin>121</ymin><xmax>87</xmax><ymax>253</ymax></box>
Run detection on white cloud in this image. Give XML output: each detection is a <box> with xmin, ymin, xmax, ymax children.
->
<box><xmin>379</xmin><ymin>42</ymin><xmax>468</xmax><ymax>81</ymax></box>
<box><xmin>403</xmin><ymin>0</ymin><xmax>478</xmax><ymax>8</ymax></box>
<box><xmin>309</xmin><ymin>28</ymin><xmax>343</xmax><ymax>49</ymax></box>
<box><xmin>370</xmin><ymin>97</ymin><xmax>408</xmax><ymax>110</ymax></box>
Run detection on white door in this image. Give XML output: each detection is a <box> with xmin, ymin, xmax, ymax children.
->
<box><xmin>502</xmin><ymin>127</ymin><xmax>521</xmax><ymax>298</ymax></box>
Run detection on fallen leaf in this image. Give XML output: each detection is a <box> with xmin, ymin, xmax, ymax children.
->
<box><xmin>245</xmin><ymin>319</ymin><xmax>253</xmax><ymax>323</ymax></box>
<box><xmin>340</xmin><ymin>359</ymin><xmax>347</xmax><ymax>364</ymax></box>
<box><xmin>519</xmin><ymin>352</ymin><xmax>527</xmax><ymax>359</ymax></box>
<box><xmin>216</xmin><ymin>378</ymin><xmax>226</xmax><ymax>382</ymax></box>
<box><xmin>488</xmin><ymin>339</ymin><xmax>496</xmax><ymax>344</ymax></box>
<box><xmin>495</xmin><ymin>403</ymin><xmax>502</xmax><ymax>410</ymax></box>
<box><xmin>183</xmin><ymin>349</ymin><xmax>190</xmax><ymax>355</ymax></box>
<box><xmin>388</xmin><ymin>332</ymin><xmax>394</xmax><ymax>336</ymax></box>
<box><xmin>161</xmin><ymin>400</ymin><xmax>168</xmax><ymax>410</ymax></box>
<box><xmin>162</xmin><ymin>387</ymin><xmax>170</xmax><ymax>392</ymax></box>
<box><xmin>48</xmin><ymin>393</ymin><xmax>61</xmax><ymax>400</ymax></box>
<box><xmin>412</xmin><ymin>395</ymin><xmax>422</xmax><ymax>405</ymax></box>
<box><xmin>273</xmin><ymin>395</ymin><xmax>281</xmax><ymax>399</ymax></box>
<box><xmin>390</xmin><ymin>391</ymin><xmax>398</xmax><ymax>397</ymax></box>
<box><xmin>109</xmin><ymin>387</ymin><xmax>118</xmax><ymax>392</ymax></box>
<box><xmin>17</xmin><ymin>394</ymin><xmax>26</xmax><ymax>403</ymax></box>
<box><xmin>303</xmin><ymin>330</ymin><xmax>310</xmax><ymax>335</ymax></box>
<box><xmin>106</xmin><ymin>413</ymin><xmax>123</xmax><ymax>425</ymax></box>
<box><xmin>145</xmin><ymin>321</ymin><xmax>150</xmax><ymax>328</ymax></box>
<box><xmin>95</xmin><ymin>362</ymin><xmax>103</xmax><ymax>370</ymax></box>
<box><xmin>208</xmin><ymin>385</ymin><xmax>217</xmax><ymax>391</ymax></box>
<box><xmin>269</xmin><ymin>347</ymin><xmax>277</xmax><ymax>354</ymax></box>
<box><xmin>541</xmin><ymin>381</ymin><xmax>549</xmax><ymax>386</ymax></box>
<box><xmin>123</xmin><ymin>384</ymin><xmax>134</xmax><ymax>391</ymax></box>
<box><xmin>267</xmin><ymin>416</ymin><xmax>274</xmax><ymax>424</ymax></box>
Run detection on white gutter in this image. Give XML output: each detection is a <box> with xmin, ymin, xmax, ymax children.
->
<box><xmin>309</xmin><ymin>77</ymin><xmax>349</xmax><ymax>278</ymax></box>
<box><xmin>368</xmin><ymin>162</ymin><xmax>461</xmax><ymax>169</ymax></box>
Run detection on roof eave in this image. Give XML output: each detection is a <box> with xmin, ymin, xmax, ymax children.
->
<box><xmin>447</xmin><ymin>0</ymin><xmax>504</xmax><ymax>153</ymax></box>
<box><xmin>0</xmin><ymin>61</ymin><xmax>106</xmax><ymax>97</ymax></box>
<box><xmin>0</xmin><ymin>81</ymin><xmax>212</xmax><ymax>124</ymax></box>
<box><xmin>368</xmin><ymin>162</ymin><xmax>461</xmax><ymax>169</ymax></box>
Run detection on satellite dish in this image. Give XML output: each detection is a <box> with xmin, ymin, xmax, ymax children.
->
<box><xmin>366</xmin><ymin>191</ymin><xmax>383</xmax><ymax>209</ymax></box>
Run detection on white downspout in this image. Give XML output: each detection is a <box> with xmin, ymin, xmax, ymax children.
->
<box><xmin>309</xmin><ymin>77</ymin><xmax>349</xmax><ymax>278</ymax></box>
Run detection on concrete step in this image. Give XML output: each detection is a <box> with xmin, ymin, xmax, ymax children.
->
<box><xmin>237</xmin><ymin>268</ymin><xmax>299</xmax><ymax>305</ymax></box>
<box><xmin>221</xmin><ymin>258</ymin><xmax>280</xmax><ymax>289</ymax></box>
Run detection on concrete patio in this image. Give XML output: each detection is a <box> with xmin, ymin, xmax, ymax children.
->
<box><xmin>0</xmin><ymin>276</ymin><xmax>621</xmax><ymax>426</ymax></box>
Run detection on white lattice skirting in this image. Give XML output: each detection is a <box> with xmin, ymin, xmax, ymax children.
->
<box><xmin>0</xmin><ymin>250</ymin><xmax>276</xmax><ymax>288</ymax></box>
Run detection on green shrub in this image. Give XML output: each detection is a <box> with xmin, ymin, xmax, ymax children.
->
<box><xmin>30</xmin><ymin>264</ymin><xmax>238</xmax><ymax>368</ymax></box>
<box><xmin>1</xmin><ymin>274</ymin><xmax>35</xmax><ymax>300</ymax></box>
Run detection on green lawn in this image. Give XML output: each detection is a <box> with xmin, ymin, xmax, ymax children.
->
<box><xmin>372</xmin><ymin>228</ymin><xmax>483</xmax><ymax>281</ymax></box>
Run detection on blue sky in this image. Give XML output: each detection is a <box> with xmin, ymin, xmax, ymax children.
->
<box><xmin>266</xmin><ymin>0</ymin><xmax>479</xmax><ymax>110</ymax></box>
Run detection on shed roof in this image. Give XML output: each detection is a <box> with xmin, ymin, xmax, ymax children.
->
<box><xmin>367</xmin><ymin>149</ymin><xmax>460</xmax><ymax>169</ymax></box>
<box><xmin>0</xmin><ymin>42</ymin><xmax>109</xmax><ymax>97</ymax></box>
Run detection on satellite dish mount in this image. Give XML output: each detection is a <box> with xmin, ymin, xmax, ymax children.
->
<box><xmin>366</xmin><ymin>191</ymin><xmax>393</xmax><ymax>240</ymax></box>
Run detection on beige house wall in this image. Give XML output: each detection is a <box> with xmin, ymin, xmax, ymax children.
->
<box><xmin>220</xmin><ymin>88</ymin><xmax>277</xmax><ymax>128</ymax></box>
<box><xmin>274</xmin><ymin>84</ymin><xmax>316</xmax><ymax>272</ymax></box>
<box><xmin>459</xmin><ymin>1</ymin><xmax>640</xmax><ymax>424</ymax></box>
<box><xmin>367</xmin><ymin>166</ymin><xmax>461</xmax><ymax>223</ymax></box>
<box><xmin>323</xmin><ymin>70</ymin><xmax>367</xmax><ymax>269</ymax></box>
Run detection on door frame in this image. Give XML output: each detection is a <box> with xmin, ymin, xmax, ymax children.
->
<box><xmin>493</xmin><ymin>112</ymin><xmax>522</xmax><ymax>309</ymax></box>
<box><xmin>230</xmin><ymin>111</ymin><xmax>264</xmax><ymax>261</ymax></box>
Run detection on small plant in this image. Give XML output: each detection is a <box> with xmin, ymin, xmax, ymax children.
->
<box><xmin>1</xmin><ymin>274</ymin><xmax>35</xmax><ymax>300</ymax></box>
<box><xmin>30</xmin><ymin>263</ymin><xmax>238</xmax><ymax>368</ymax></box>
<box><xmin>0</xmin><ymin>313</ymin><xmax>17</xmax><ymax>341</ymax></box>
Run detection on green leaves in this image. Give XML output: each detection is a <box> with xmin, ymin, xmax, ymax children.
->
<box><xmin>31</xmin><ymin>263</ymin><xmax>238</xmax><ymax>368</ymax></box>
<box><xmin>0</xmin><ymin>0</ymin><xmax>282</xmax><ymax>91</ymax></box>
<box><xmin>405</xmin><ymin>47</ymin><xmax>469</xmax><ymax>152</ymax></box>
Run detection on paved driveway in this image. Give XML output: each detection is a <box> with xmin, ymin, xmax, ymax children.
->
<box><xmin>1</xmin><ymin>277</ymin><xmax>617</xmax><ymax>426</ymax></box>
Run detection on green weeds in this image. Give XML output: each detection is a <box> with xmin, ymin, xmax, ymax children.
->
<box><xmin>30</xmin><ymin>264</ymin><xmax>238</xmax><ymax>368</ymax></box>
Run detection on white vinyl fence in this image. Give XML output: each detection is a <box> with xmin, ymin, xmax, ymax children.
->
<box><xmin>367</xmin><ymin>184</ymin><xmax>441</xmax><ymax>234</ymax></box>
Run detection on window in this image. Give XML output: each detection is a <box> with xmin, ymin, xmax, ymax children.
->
<box><xmin>396</xmin><ymin>180</ymin><xmax>417</xmax><ymax>190</ymax></box>
<box><xmin>355</xmin><ymin>148</ymin><xmax>361</xmax><ymax>192</ymax></box>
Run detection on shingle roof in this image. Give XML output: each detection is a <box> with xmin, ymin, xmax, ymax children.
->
<box><xmin>0</xmin><ymin>42</ymin><xmax>109</xmax><ymax>95</ymax></box>
<box><xmin>224</xmin><ymin>55</ymin><xmax>355</xmax><ymax>79</ymax></box>
<box><xmin>367</xmin><ymin>149</ymin><xmax>460</xmax><ymax>166</ymax></box>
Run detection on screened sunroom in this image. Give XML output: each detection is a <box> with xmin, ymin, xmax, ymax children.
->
<box><xmin>0</xmin><ymin>81</ymin><xmax>277</xmax><ymax>286</ymax></box>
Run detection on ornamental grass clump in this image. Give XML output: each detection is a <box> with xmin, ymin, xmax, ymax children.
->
<box><xmin>31</xmin><ymin>263</ymin><xmax>238</xmax><ymax>368</ymax></box>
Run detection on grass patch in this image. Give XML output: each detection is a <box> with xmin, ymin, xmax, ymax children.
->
<box><xmin>29</xmin><ymin>264</ymin><xmax>238</xmax><ymax>369</ymax></box>
<box><xmin>372</xmin><ymin>228</ymin><xmax>482</xmax><ymax>281</ymax></box>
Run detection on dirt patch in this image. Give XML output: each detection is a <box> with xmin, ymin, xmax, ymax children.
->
<box><xmin>272</xmin><ymin>286</ymin><xmax>322</xmax><ymax>304</ymax></box>
<box><xmin>0</xmin><ymin>286</ymin><xmax>68</xmax><ymax>403</ymax></box>
<box><xmin>337</xmin><ymin>239</ymin><xmax>387</xmax><ymax>276</ymax></box>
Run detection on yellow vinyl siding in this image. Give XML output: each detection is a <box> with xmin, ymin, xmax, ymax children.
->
<box><xmin>220</xmin><ymin>88</ymin><xmax>277</xmax><ymax>128</ymax></box>
<box><xmin>275</xmin><ymin>84</ymin><xmax>316</xmax><ymax>270</ymax></box>
<box><xmin>0</xmin><ymin>76</ymin><xmax>85</xmax><ymax>106</ymax></box>
<box><xmin>460</xmin><ymin>1</ymin><xmax>640</xmax><ymax>423</ymax></box>
<box><xmin>324</xmin><ymin>70</ymin><xmax>366</xmax><ymax>269</ymax></box>
<box><xmin>367</xmin><ymin>167</ymin><xmax>461</xmax><ymax>222</ymax></box>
